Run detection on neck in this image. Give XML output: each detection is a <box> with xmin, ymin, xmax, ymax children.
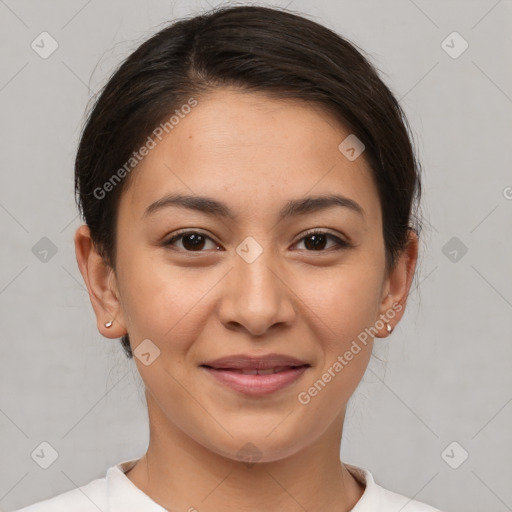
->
<box><xmin>125</xmin><ymin>393</ymin><xmax>365</xmax><ymax>512</ymax></box>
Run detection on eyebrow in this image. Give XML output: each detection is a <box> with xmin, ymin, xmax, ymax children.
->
<box><xmin>143</xmin><ymin>193</ymin><xmax>365</xmax><ymax>221</ymax></box>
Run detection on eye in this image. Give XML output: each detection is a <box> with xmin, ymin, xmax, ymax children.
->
<box><xmin>292</xmin><ymin>229</ymin><xmax>351</xmax><ymax>252</ymax></box>
<box><xmin>163</xmin><ymin>230</ymin><xmax>221</xmax><ymax>252</ymax></box>
<box><xmin>163</xmin><ymin>229</ymin><xmax>351</xmax><ymax>253</ymax></box>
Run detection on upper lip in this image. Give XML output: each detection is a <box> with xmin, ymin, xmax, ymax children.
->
<box><xmin>200</xmin><ymin>353</ymin><xmax>309</xmax><ymax>370</ymax></box>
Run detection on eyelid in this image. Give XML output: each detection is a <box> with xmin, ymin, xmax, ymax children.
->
<box><xmin>166</xmin><ymin>228</ymin><xmax>215</xmax><ymax>240</ymax></box>
<box><xmin>163</xmin><ymin>227</ymin><xmax>352</xmax><ymax>252</ymax></box>
<box><xmin>163</xmin><ymin>228</ymin><xmax>222</xmax><ymax>250</ymax></box>
<box><xmin>293</xmin><ymin>228</ymin><xmax>351</xmax><ymax>246</ymax></box>
<box><xmin>292</xmin><ymin>228</ymin><xmax>354</xmax><ymax>254</ymax></box>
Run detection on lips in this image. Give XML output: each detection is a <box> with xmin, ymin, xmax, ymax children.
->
<box><xmin>200</xmin><ymin>353</ymin><xmax>309</xmax><ymax>371</ymax></box>
<box><xmin>200</xmin><ymin>353</ymin><xmax>310</xmax><ymax>396</ymax></box>
<box><xmin>215</xmin><ymin>366</ymin><xmax>303</xmax><ymax>375</ymax></box>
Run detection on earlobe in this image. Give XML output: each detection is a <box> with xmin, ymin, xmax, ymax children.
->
<box><xmin>376</xmin><ymin>229</ymin><xmax>419</xmax><ymax>338</ymax></box>
<box><xmin>74</xmin><ymin>224</ymin><xmax>127</xmax><ymax>338</ymax></box>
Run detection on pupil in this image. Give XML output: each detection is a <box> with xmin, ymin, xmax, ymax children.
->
<box><xmin>305</xmin><ymin>234</ymin><xmax>326</xmax><ymax>250</ymax></box>
<box><xmin>183</xmin><ymin>234</ymin><xmax>205</xmax><ymax>250</ymax></box>
<box><xmin>180</xmin><ymin>234</ymin><xmax>328</xmax><ymax>251</ymax></box>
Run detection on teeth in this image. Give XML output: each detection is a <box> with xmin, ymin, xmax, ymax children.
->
<box><xmin>224</xmin><ymin>366</ymin><xmax>293</xmax><ymax>375</ymax></box>
<box><xmin>241</xmin><ymin>369</ymin><xmax>259</xmax><ymax>375</ymax></box>
<box><xmin>257</xmin><ymin>368</ymin><xmax>277</xmax><ymax>375</ymax></box>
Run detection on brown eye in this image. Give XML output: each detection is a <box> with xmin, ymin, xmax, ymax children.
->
<box><xmin>293</xmin><ymin>230</ymin><xmax>350</xmax><ymax>251</ymax></box>
<box><xmin>164</xmin><ymin>231</ymin><xmax>220</xmax><ymax>252</ymax></box>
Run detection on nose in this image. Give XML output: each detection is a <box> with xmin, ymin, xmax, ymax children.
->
<box><xmin>217</xmin><ymin>248</ymin><xmax>296</xmax><ymax>337</ymax></box>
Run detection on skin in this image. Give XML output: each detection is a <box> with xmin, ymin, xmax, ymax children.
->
<box><xmin>75</xmin><ymin>87</ymin><xmax>418</xmax><ymax>512</ymax></box>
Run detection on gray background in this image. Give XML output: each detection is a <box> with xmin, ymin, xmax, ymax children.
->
<box><xmin>1</xmin><ymin>1</ymin><xmax>511</xmax><ymax>511</ymax></box>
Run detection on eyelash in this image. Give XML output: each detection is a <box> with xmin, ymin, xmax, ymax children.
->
<box><xmin>163</xmin><ymin>229</ymin><xmax>352</xmax><ymax>253</ymax></box>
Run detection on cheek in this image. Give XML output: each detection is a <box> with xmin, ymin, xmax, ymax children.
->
<box><xmin>295</xmin><ymin>257</ymin><xmax>382</xmax><ymax>386</ymax></box>
<box><xmin>292</xmin><ymin>266</ymin><xmax>381</xmax><ymax>425</ymax></box>
<box><xmin>299</xmin><ymin>260</ymin><xmax>383</xmax><ymax>342</ymax></box>
<box><xmin>116</xmin><ymin>252</ymin><xmax>218</xmax><ymax>348</ymax></box>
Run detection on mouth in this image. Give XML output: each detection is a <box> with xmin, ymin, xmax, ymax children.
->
<box><xmin>200</xmin><ymin>358</ymin><xmax>311</xmax><ymax>396</ymax></box>
<box><xmin>201</xmin><ymin>364</ymin><xmax>308</xmax><ymax>374</ymax></box>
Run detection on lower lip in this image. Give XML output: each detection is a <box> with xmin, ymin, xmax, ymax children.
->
<box><xmin>201</xmin><ymin>365</ymin><xmax>309</xmax><ymax>396</ymax></box>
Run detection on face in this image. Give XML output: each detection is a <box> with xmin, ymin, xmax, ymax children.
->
<box><xmin>76</xmin><ymin>87</ymin><xmax>416</xmax><ymax>463</ymax></box>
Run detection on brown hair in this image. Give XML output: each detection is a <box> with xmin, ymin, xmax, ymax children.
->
<box><xmin>75</xmin><ymin>5</ymin><xmax>422</xmax><ymax>359</ymax></box>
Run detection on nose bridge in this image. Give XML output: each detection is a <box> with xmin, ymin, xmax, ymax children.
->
<box><xmin>219</xmin><ymin>236</ymin><xmax>295</xmax><ymax>335</ymax></box>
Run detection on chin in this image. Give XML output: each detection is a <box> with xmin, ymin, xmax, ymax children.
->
<box><xmin>200</xmin><ymin>425</ymin><xmax>311</xmax><ymax>465</ymax></box>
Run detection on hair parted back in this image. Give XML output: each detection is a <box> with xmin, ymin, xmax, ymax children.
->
<box><xmin>75</xmin><ymin>5</ymin><xmax>423</xmax><ymax>359</ymax></box>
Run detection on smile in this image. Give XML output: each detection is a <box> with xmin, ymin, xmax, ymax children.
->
<box><xmin>200</xmin><ymin>364</ymin><xmax>309</xmax><ymax>396</ymax></box>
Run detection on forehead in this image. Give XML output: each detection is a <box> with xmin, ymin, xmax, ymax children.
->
<box><xmin>120</xmin><ymin>88</ymin><xmax>381</xmax><ymax>226</ymax></box>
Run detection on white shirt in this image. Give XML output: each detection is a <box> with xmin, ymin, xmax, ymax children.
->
<box><xmin>13</xmin><ymin>458</ymin><xmax>444</xmax><ymax>511</ymax></box>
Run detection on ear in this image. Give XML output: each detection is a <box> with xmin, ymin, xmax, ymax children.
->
<box><xmin>74</xmin><ymin>224</ymin><xmax>127</xmax><ymax>338</ymax></box>
<box><xmin>375</xmin><ymin>228</ymin><xmax>419</xmax><ymax>337</ymax></box>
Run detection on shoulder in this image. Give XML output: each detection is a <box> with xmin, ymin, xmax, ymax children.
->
<box><xmin>345</xmin><ymin>463</ymin><xmax>445</xmax><ymax>512</ymax></box>
<box><xmin>377</xmin><ymin>484</ymin><xmax>444</xmax><ymax>511</ymax></box>
<box><xmin>12</xmin><ymin>475</ymin><xmax>107</xmax><ymax>512</ymax></box>
<box><xmin>12</xmin><ymin>458</ymin><xmax>167</xmax><ymax>512</ymax></box>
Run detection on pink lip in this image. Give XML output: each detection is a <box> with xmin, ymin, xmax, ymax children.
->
<box><xmin>201</xmin><ymin>365</ymin><xmax>309</xmax><ymax>396</ymax></box>
<box><xmin>201</xmin><ymin>352</ymin><xmax>308</xmax><ymax>370</ymax></box>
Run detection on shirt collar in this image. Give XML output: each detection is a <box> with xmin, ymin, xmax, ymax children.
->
<box><xmin>106</xmin><ymin>458</ymin><xmax>377</xmax><ymax>512</ymax></box>
<box><xmin>344</xmin><ymin>463</ymin><xmax>380</xmax><ymax>511</ymax></box>
<box><xmin>107</xmin><ymin>458</ymin><xmax>167</xmax><ymax>511</ymax></box>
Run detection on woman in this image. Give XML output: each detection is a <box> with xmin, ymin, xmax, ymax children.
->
<box><xmin>16</xmin><ymin>5</ymin><xmax>444</xmax><ymax>511</ymax></box>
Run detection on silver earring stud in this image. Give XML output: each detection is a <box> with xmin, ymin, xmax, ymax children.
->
<box><xmin>386</xmin><ymin>323</ymin><xmax>393</xmax><ymax>334</ymax></box>
<box><xmin>105</xmin><ymin>320</ymin><xmax>113</xmax><ymax>328</ymax></box>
